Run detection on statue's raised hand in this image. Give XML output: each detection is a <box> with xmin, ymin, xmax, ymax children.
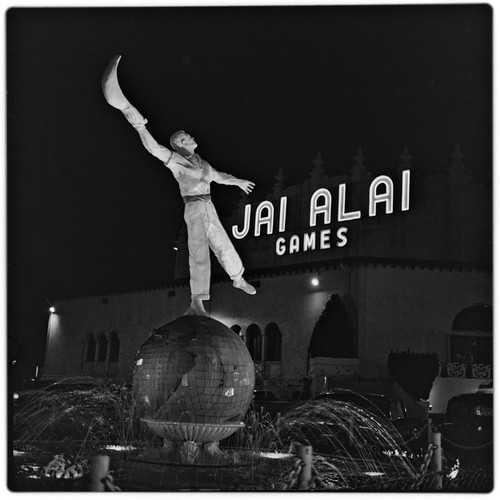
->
<box><xmin>239</xmin><ymin>180</ymin><xmax>255</xmax><ymax>195</ymax></box>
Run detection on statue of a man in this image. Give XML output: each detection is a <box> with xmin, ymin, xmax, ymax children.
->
<box><xmin>103</xmin><ymin>57</ymin><xmax>256</xmax><ymax>317</ymax></box>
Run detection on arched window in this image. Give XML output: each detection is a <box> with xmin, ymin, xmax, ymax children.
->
<box><xmin>246</xmin><ymin>324</ymin><xmax>262</xmax><ymax>361</ymax></box>
<box><xmin>452</xmin><ymin>304</ymin><xmax>492</xmax><ymax>332</ymax></box>
<box><xmin>450</xmin><ymin>304</ymin><xmax>492</xmax><ymax>365</ymax></box>
<box><xmin>97</xmin><ymin>332</ymin><xmax>108</xmax><ymax>362</ymax></box>
<box><xmin>264</xmin><ymin>323</ymin><xmax>282</xmax><ymax>361</ymax></box>
<box><xmin>231</xmin><ymin>324</ymin><xmax>244</xmax><ymax>341</ymax></box>
<box><xmin>85</xmin><ymin>333</ymin><xmax>96</xmax><ymax>362</ymax></box>
<box><xmin>109</xmin><ymin>332</ymin><xmax>120</xmax><ymax>362</ymax></box>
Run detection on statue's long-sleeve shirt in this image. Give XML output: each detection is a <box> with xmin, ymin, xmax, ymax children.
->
<box><xmin>136</xmin><ymin>126</ymin><xmax>243</xmax><ymax>197</ymax></box>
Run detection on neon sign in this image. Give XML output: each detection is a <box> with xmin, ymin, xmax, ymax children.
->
<box><xmin>232</xmin><ymin>170</ymin><xmax>411</xmax><ymax>256</ymax></box>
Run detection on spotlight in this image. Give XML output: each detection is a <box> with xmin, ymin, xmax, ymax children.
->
<box><xmin>173</xmin><ymin>246</ymin><xmax>178</xmax><ymax>251</ymax></box>
<box><xmin>311</xmin><ymin>277</ymin><xmax>319</xmax><ymax>286</ymax></box>
<box><xmin>49</xmin><ymin>306</ymin><xmax>56</xmax><ymax>314</ymax></box>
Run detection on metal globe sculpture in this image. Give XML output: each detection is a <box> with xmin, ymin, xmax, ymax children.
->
<box><xmin>132</xmin><ymin>315</ymin><xmax>255</xmax><ymax>463</ymax></box>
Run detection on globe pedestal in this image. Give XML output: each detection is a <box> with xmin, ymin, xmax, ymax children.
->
<box><xmin>132</xmin><ymin>315</ymin><xmax>255</xmax><ymax>464</ymax></box>
<box><xmin>143</xmin><ymin>420</ymin><xmax>246</xmax><ymax>463</ymax></box>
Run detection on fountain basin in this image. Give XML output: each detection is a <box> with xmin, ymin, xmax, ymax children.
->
<box><xmin>142</xmin><ymin>419</ymin><xmax>245</xmax><ymax>443</ymax></box>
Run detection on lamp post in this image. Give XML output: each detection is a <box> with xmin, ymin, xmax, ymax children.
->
<box><xmin>44</xmin><ymin>304</ymin><xmax>56</xmax><ymax>376</ymax></box>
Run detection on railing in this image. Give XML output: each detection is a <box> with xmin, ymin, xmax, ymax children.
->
<box><xmin>439</xmin><ymin>362</ymin><xmax>492</xmax><ymax>379</ymax></box>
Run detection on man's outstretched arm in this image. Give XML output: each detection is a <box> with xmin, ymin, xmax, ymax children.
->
<box><xmin>211</xmin><ymin>168</ymin><xmax>255</xmax><ymax>194</ymax></box>
<box><xmin>121</xmin><ymin>105</ymin><xmax>173</xmax><ymax>163</ymax></box>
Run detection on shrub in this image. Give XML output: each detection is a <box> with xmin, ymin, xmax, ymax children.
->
<box><xmin>309</xmin><ymin>294</ymin><xmax>357</xmax><ymax>358</ymax></box>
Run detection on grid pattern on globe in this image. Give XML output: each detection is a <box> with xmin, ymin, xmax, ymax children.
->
<box><xmin>133</xmin><ymin>316</ymin><xmax>255</xmax><ymax>423</ymax></box>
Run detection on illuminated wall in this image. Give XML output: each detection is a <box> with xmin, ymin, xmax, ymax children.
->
<box><xmin>44</xmin><ymin>148</ymin><xmax>492</xmax><ymax>396</ymax></box>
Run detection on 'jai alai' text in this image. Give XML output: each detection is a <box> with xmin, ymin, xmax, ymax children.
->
<box><xmin>232</xmin><ymin>170</ymin><xmax>411</xmax><ymax>256</ymax></box>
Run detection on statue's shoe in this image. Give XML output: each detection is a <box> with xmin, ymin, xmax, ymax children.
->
<box><xmin>233</xmin><ymin>277</ymin><xmax>256</xmax><ymax>295</ymax></box>
<box><xmin>183</xmin><ymin>304</ymin><xmax>208</xmax><ymax>316</ymax></box>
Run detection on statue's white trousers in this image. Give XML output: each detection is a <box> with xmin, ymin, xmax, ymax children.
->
<box><xmin>184</xmin><ymin>199</ymin><xmax>244</xmax><ymax>300</ymax></box>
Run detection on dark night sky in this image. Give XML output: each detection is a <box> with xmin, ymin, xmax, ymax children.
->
<box><xmin>6</xmin><ymin>5</ymin><xmax>492</xmax><ymax>379</ymax></box>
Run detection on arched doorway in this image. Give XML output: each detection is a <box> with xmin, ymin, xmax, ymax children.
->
<box><xmin>264</xmin><ymin>322</ymin><xmax>282</xmax><ymax>361</ymax></box>
<box><xmin>263</xmin><ymin>322</ymin><xmax>283</xmax><ymax>378</ymax></box>
<box><xmin>449</xmin><ymin>304</ymin><xmax>492</xmax><ymax>378</ymax></box>
<box><xmin>246</xmin><ymin>324</ymin><xmax>262</xmax><ymax>361</ymax></box>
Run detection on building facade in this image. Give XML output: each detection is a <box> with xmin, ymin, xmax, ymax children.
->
<box><xmin>44</xmin><ymin>145</ymin><xmax>492</xmax><ymax>410</ymax></box>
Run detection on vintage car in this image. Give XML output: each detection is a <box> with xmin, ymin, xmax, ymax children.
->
<box><xmin>434</xmin><ymin>392</ymin><xmax>493</xmax><ymax>465</ymax></box>
<box><xmin>313</xmin><ymin>390</ymin><xmax>426</xmax><ymax>445</ymax></box>
<box><xmin>250</xmin><ymin>389</ymin><xmax>297</xmax><ymax>418</ymax></box>
<box><xmin>277</xmin><ymin>389</ymin><xmax>427</xmax><ymax>454</ymax></box>
<box><xmin>315</xmin><ymin>390</ymin><xmax>408</xmax><ymax>422</ymax></box>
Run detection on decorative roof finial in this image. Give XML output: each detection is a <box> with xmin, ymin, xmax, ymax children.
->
<box><xmin>448</xmin><ymin>143</ymin><xmax>470</xmax><ymax>183</ymax></box>
<box><xmin>271</xmin><ymin>167</ymin><xmax>286</xmax><ymax>199</ymax></box>
<box><xmin>398</xmin><ymin>146</ymin><xmax>413</xmax><ymax>171</ymax></box>
<box><xmin>450</xmin><ymin>143</ymin><xmax>465</xmax><ymax>168</ymax></box>
<box><xmin>274</xmin><ymin>167</ymin><xmax>285</xmax><ymax>188</ymax></box>
<box><xmin>353</xmin><ymin>147</ymin><xmax>365</xmax><ymax>165</ymax></box>
<box><xmin>312</xmin><ymin>152</ymin><xmax>325</xmax><ymax>172</ymax></box>
<box><xmin>309</xmin><ymin>152</ymin><xmax>325</xmax><ymax>189</ymax></box>
<box><xmin>237</xmin><ymin>191</ymin><xmax>249</xmax><ymax>208</ymax></box>
<box><xmin>351</xmin><ymin>147</ymin><xmax>367</xmax><ymax>181</ymax></box>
